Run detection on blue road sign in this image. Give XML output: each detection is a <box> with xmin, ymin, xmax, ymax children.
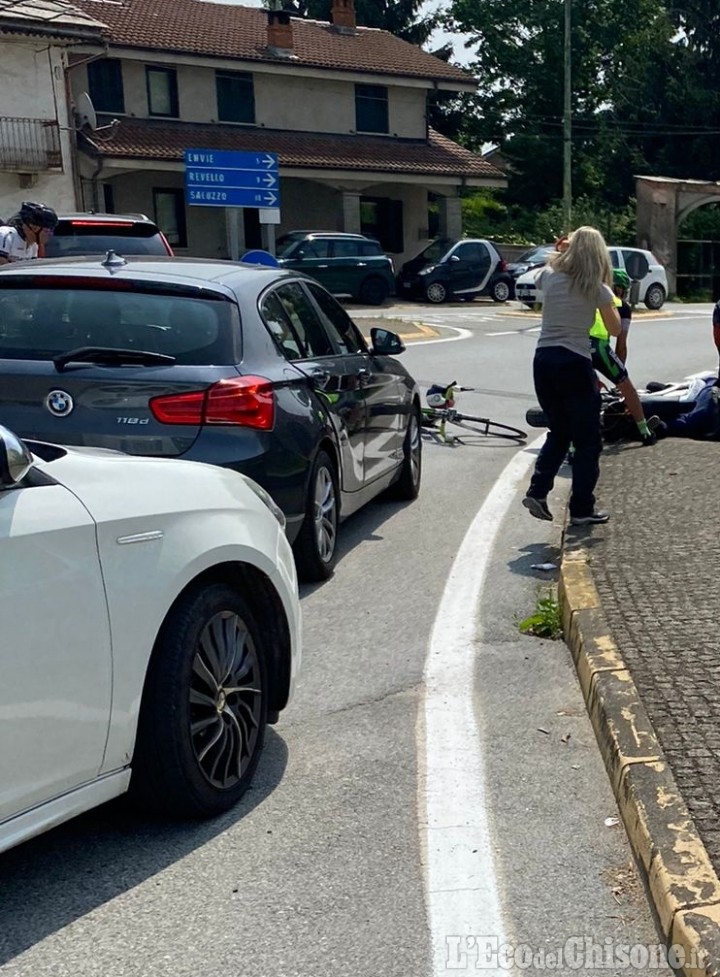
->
<box><xmin>184</xmin><ymin>148</ymin><xmax>280</xmax><ymax>209</ymax></box>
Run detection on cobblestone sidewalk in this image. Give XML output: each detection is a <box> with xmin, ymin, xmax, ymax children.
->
<box><xmin>586</xmin><ymin>438</ymin><xmax>720</xmax><ymax>865</ymax></box>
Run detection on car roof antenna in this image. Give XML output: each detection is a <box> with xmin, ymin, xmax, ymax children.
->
<box><xmin>102</xmin><ymin>250</ymin><xmax>127</xmax><ymax>270</ymax></box>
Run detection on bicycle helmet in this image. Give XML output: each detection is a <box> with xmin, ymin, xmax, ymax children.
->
<box><xmin>19</xmin><ymin>201</ymin><xmax>58</xmax><ymax>231</ymax></box>
<box><xmin>613</xmin><ymin>268</ymin><xmax>631</xmax><ymax>289</ymax></box>
<box><xmin>426</xmin><ymin>384</ymin><xmax>452</xmax><ymax>408</ymax></box>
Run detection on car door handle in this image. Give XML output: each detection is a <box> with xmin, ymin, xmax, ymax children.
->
<box><xmin>356</xmin><ymin>262</ymin><xmax>367</xmax><ymax>267</ymax></box>
<box><xmin>317</xmin><ymin>264</ymin><xmax>329</xmax><ymax>268</ymax></box>
<box><xmin>357</xmin><ymin>368</ymin><xmax>372</xmax><ymax>386</ymax></box>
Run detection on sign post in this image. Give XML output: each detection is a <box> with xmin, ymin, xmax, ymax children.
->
<box><xmin>184</xmin><ymin>148</ymin><xmax>281</xmax><ymax>257</ymax></box>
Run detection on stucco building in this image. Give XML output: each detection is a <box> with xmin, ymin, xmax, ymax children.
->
<box><xmin>65</xmin><ymin>0</ymin><xmax>503</xmax><ymax>262</ymax></box>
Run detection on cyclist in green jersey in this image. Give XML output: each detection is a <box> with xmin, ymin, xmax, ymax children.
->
<box><xmin>590</xmin><ymin>268</ymin><xmax>659</xmax><ymax>446</ymax></box>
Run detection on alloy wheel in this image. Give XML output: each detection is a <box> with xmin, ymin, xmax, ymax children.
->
<box><xmin>313</xmin><ymin>464</ymin><xmax>337</xmax><ymax>563</ymax></box>
<box><xmin>426</xmin><ymin>282</ymin><xmax>447</xmax><ymax>304</ymax></box>
<box><xmin>190</xmin><ymin>611</ymin><xmax>263</xmax><ymax>790</ymax></box>
<box><xmin>408</xmin><ymin>413</ymin><xmax>421</xmax><ymax>488</ymax></box>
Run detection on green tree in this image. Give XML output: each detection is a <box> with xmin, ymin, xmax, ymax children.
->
<box><xmin>444</xmin><ymin>0</ymin><xmax>720</xmax><ymax>214</ymax></box>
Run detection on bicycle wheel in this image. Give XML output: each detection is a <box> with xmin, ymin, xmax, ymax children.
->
<box><xmin>449</xmin><ymin>412</ymin><xmax>528</xmax><ymax>442</ymax></box>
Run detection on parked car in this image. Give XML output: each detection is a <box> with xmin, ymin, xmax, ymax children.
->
<box><xmin>0</xmin><ymin>423</ymin><xmax>300</xmax><ymax>853</ymax></box>
<box><xmin>275</xmin><ymin>231</ymin><xmax>395</xmax><ymax>306</ymax></box>
<box><xmin>515</xmin><ymin>246</ymin><xmax>668</xmax><ymax>310</ymax></box>
<box><xmin>43</xmin><ymin>213</ymin><xmax>173</xmax><ymax>258</ymax></box>
<box><xmin>506</xmin><ymin>243</ymin><xmax>556</xmax><ymax>281</ymax></box>
<box><xmin>396</xmin><ymin>238</ymin><xmax>513</xmax><ymax>304</ymax></box>
<box><xmin>0</xmin><ymin>254</ymin><xmax>421</xmax><ymax>581</ymax></box>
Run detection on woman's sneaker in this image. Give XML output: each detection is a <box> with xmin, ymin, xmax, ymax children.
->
<box><xmin>522</xmin><ymin>496</ymin><xmax>553</xmax><ymax>521</ymax></box>
<box><xmin>569</xmin><ymin>511</ymin><xmax>610</xmax><ymax>526</ymax></box>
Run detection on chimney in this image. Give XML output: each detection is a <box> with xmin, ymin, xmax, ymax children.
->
<box><xmin>266</xmin><ymin>9</ymin><xmax>293</xmax><ymax>52</ymax></box>
<box><xmin>330</xmin><ymin>0</ymin><xmax>356</xmax><ymax>32</ymax></box>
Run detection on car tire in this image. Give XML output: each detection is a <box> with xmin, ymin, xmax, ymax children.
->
<box><xmin>491</xmin><ymin>279</ymin><xmax>511</xmax><ymax>303</ymax></box>
<box><xmin>293</xmin><ymin>449</ymin><xmax>339</xmax><ymax>582</ymax></box>
<box><xmin>130</xmin><ymin>583</ymin><xmax>268</xmax><ymax>818</ymax></box>
<box><xmin>425</xmin><ymin>282</ymin><xmax>448</xmax><ymax>304</ymax></box>
<box><xmin>385</xmin><ymin>405</ymin><xmax>422</xmax><ymax>500</ymax></box>
<box><xmin>644</xmin><ymin>283</ymin><xmax>666</xmax><ymax>310</ymax></box>
<box><xmin>359</xmin><ymin>276</ymin><xmax>390</xmax><ymax>306</ymax></box>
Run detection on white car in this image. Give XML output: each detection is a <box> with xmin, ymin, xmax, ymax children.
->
<box><xmin>0</xmin><ymin>426</ymin><xmax>301</xmax><ymax>854</ymax></box>
<box><xmin>515</xmin><ymin>246</ymin><xmax>668</xmax><ymax>310</ymax></box>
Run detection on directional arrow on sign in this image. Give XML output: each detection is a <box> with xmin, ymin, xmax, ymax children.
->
<box><xmin>262</xmin><ymin>173</ymin><xmax>277</xmax><ymax>187</ymax></box>
<box><xmin>263</xmin><ymin>191</ymin><xmax>278</xmax><ymax>206</ymax></box>
<box><xmin>260</xmin><ymin>154</ymin><xmax>276</xmax><ymax>169</ymax></box>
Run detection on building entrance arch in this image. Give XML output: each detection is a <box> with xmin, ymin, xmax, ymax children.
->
<box><xmin>636</xmin><ymin>175</ymin><xmax>720</xmax><ymax>297</ymax></box>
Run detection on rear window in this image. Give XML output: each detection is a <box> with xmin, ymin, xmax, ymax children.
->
<box><xmin>0</xmin><ymin>286</ymin><xmax>239</xmax><ymax>365</ymax></box>
<box><xmin>44</xmin><ymin>223</ymin><xmax>169</xmax><ymax>258</ymax></box>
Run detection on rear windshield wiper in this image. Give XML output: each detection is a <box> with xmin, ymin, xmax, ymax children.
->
<box><xmin>53</xmin><ymin>347</ymin><xmax>176</xmax><ymax>372</ymax></box>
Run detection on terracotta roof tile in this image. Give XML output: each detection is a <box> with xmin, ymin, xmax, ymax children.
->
<box><xmin>71</xmin><ymin>0</ymin><xmax>474</xmax><ymax>85</ymax></box>
<box><xmin>82</xmin><ymin>120</ymin><xmax>502</xmax><ymax>180</ymax></box>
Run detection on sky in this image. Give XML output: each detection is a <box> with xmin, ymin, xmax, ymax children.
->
<box><xmin>203</xmin><ymin>0</ymin><xmax>474</xmax><ymax>66</ymax></box>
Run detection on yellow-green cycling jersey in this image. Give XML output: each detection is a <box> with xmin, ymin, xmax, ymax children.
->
<box><xmin>589</xmin><ymin>295</ymin><xmax>622</xmax><ymax>342</ymax></box>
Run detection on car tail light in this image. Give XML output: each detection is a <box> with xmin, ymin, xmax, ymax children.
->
<box><xmin>150</xmin><ymin>376</ymin><xmax>275</xmax><ymax>429</ymax></box>
<box><xmin>498</xmin><ymin>259</ymin><xmax>507</xmax><ymax>272</ymax></box>
<box><xmin>389</xmin><ymin>257</ymin><xmax>395</xmax><ymax>274</ymax></box>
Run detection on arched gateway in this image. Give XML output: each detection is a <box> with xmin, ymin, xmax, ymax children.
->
<box><xmin>636</xmin><ymin>175</ymin><xmax>720</xmax><ymax>298</ymax></box>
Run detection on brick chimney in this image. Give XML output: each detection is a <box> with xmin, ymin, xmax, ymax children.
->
<box><xmin>330</xmin><ymin>0</ymin><xmax>356</xmax><ymax>32</ymax></box>
<box><xmin>266</xmin><ymin>9</ymin><xmax>293</xmax><ymax>52</ymax></box>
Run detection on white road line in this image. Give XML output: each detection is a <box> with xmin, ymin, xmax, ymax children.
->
<box><xmin>418</xmin><ymin>437</ymin><xmax>545</xmax><ymax>976</ymax></box>
<box><xmin>486</xmin><ymin>330</ymin><xmax>518</xmax><ymax>337</ymax></box>
<box><xmin>411</xmin><ymin>326</ymin><xmax>473</xmax><ymax>345</ymax></box>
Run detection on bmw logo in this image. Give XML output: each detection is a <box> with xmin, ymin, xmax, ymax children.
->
<box><xmin>45</xmin><ymin>389</ymin><xmax>74</xmax><ymax>417</ymax></box>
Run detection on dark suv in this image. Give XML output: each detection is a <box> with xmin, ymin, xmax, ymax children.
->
<box><xmin>276</xmin><ymin>232</ymin><xmax>395</xmax><ymax>306</ymax></box>
<box><xmin>43</xmin><ymin>213</ymin><xmax>173</xmax><ymax>258</ymax></box>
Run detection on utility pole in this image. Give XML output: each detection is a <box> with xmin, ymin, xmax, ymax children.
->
<box><xmin>562</xmin><ymin>0</ymin><xmax>572</xmax><ymax>231</ymax></box>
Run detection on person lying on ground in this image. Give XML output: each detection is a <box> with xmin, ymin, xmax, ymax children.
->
<box><xmin>656</xmin><ymin>376</ymin><xmax>720</xmax><ymax>440</ymax></box>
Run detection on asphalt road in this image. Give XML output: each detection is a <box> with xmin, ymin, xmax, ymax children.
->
<box><xmin>0</xmin><ymin>301</ymin><xmax>713</xmax><ymax>977</ymax></box>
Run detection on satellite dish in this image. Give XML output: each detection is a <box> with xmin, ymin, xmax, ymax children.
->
<box><xmin>75</xmin><ymin>92</ymin><xmax>98</xmax><ymax>131</ymax></box>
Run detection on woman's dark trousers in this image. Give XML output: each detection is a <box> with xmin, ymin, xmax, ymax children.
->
<box><xmin>527</xmin><ymin>346</ymin><xmax>602</xmax><ymax>519</ymax></box>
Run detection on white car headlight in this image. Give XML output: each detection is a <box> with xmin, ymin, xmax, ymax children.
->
<box><xmin>239</xmin><ymin>475</ymin><xmax>286</xmax><ymax>530</ymax></box>
<box><xmin>418</xmin><ymin>265</ymin><xmax>437</xmax><ymax>276</ymax></box>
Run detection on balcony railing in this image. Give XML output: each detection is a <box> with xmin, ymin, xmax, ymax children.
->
<box><xmin>0</xmin><ymin>117</ymin><xmax>62</xmax><ymax>172</ymax></box>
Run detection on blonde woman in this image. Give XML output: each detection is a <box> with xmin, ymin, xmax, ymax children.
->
<box><xmin>523</xmin><ymin>226</ymin><xmax>621</xmax><ymax>525</ymax></box>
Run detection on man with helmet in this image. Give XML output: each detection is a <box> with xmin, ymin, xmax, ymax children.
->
<box><xmin>0</xmin><ymin>202</ymin><xmax>58</xmax><ymax>264</ymax></box>
<box><xmin>589</xmin><ymin>267</ymin><xmax>659</xmax><ymax>446</ymax></box>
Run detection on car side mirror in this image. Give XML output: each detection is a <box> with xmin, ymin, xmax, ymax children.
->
<box><xmin>0</xmin><ymin>426</ymin><xmax>34</xmax><ymax>488</ymax></box>
<box><xmin>450</xmin><ymin>254</ymin><xmax>461</xmax><ymax>262</ymax></box>
<box><xmin>370</xmin><ymin>327</ymin><xmax>405</xmax><ymax>356</ymax></box>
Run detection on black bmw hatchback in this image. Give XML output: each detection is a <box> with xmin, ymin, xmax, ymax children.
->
<box><xmin>0</xmin><ymin>255</ymin><xmax>421</xmax><ymax>581</ymax></box>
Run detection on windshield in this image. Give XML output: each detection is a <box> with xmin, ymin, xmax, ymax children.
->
<box><xmin>44</xmin><ymin>224</ymin><xmax>169</xmax><ymax>258</ymax></box>
<box><xmin>0</xmin><ymin>286</ymin><xmax>239</xmax><ymax>364</ymax></box>
<box><xmin>516</xmin><ymin>245</ymin><xmax>553</xmax><ymax>264</ymax></box>
<box><xmin>412</xmin><ymin>238</ymin><xmax>455</xmax><ymax>266</ymax></box>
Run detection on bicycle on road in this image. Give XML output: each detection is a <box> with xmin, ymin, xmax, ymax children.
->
<box><xmin>421</xmin><ymin>380</ymin><xmax>528</xmax><ymax>444</ymax></box>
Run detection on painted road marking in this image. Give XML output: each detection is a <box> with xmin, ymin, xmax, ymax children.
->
<box><xmin>418</xmin><ymin>436</ymin><xmax>544</xmax><ymax>976</ymax></box>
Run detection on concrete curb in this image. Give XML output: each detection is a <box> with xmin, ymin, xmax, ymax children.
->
<box><xmin>559</xmin><ymin>534</ymin><xmax>720</xmax><ymax>976</ymax></box>
<box><xmin>497</xmin><ymin>308</ymin><xmax>673</xmax><ymax>320</ymax></box>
